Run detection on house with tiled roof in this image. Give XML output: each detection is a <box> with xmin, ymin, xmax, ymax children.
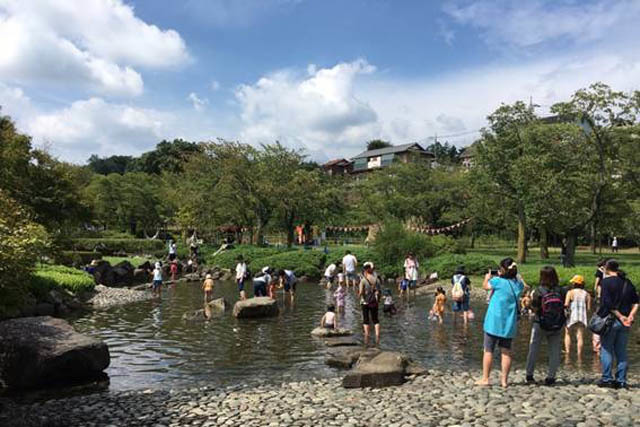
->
<box><xmin>322</xmin><ymin>158</ymin><xmax>353</xmax><ymax>176</ymax></box>
<box><xmin>350</xmin><ymin>143</ymin><xmax>434</xmax><ymax>174</ymax></box>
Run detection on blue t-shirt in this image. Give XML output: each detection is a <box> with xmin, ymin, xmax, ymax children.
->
<box><xmin>484</xmin><ymin>277</ymin><xmax>524</xmax><ymax>339</ymax></box>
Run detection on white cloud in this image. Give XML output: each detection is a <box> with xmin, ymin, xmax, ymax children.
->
<box><xmin>210</xmin><ymin>80</ymin><xmax>221</xmax><ymax>91</ymax></box>
<box><xmin>25</xmin><ymin>97</ymin><xmax>173</xmax><ymax>163</ymax></box>
<box><xmin>235</xmin><ymin>59</ymin><xmax>378</xmax><ymax>156</ymax></box>
<box><xmin>0</xmin><ymin>0</ymin><xmax>189</xmax><ymax>96</ymax></box>
<box><xmin>443</xmin><ymin>0</ymin><xmax>640</xmax><ymax>50</ymax></box>
<box><xmin>188</xmin><ymin>92</ymin><xmax>209</xmax><ymax>111</ymax></box>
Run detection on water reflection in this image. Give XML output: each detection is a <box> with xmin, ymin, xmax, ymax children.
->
<box><xmin>70</xmin><ymin>280</ymin><xmax>639</xmax><ymax>391</ymax></box>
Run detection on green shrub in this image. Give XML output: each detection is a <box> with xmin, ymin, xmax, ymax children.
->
<box><xmin>207</xmin><ymin>245</ymin><xmax>292</xmax><ymax>269</ymax></box>
<box><xmin>71</xmin><ymin>238</ymin><xmax>165</xmax><ymax>255</ymax></box>
<box><xmin>426</xmin><ymin>253</ymin><xmax>499</xmax><ymax>278</ymax></box>
<box><xmin>247</xmin><ymin>250</ymin><xmax>327</xmax><ymax>278</ymax></box>
<box><xmin>372</xmin><ymin>221</ymin><xmax>467</xmax><ymax>277</ymax></box>
<box><xmin>31</xmin><ymin>264</ymin><xmax>95</xmax><ymax>294</ymax></box>
<box><xmin>54</xmin><ymin>251</ymin><xmax>102</xmax><ymax>267</ymax></box>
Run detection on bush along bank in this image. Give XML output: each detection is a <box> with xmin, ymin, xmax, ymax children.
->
<box><xmin>70</xmin><ymin>238</ymin><xmax>165</xmax><ymax>255</ymax></box>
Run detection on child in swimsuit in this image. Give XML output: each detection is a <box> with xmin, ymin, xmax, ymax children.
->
<box><xmin>202</xmin><ymin>274</ymin><xmax>214</xmax><ymax>302</ymax></box>
<box><xmin>333</xmin><ymin>283</ymin><xmax>346</xmax><ymax>313</ymax></box>
<box><xmin>320</xmin><ymin>305</ymin><xmax>337</xmax><ymax>329</ymax></box>
<box><xmin>430</xmin><ymin>287</ymin><xmax>446</xmax><ymax>324</ymax></box>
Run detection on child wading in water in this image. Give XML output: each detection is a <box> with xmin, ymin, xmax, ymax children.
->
<box><xmin>383</xmin><ymin>289</ymin><xmax>397</xmax><ymax>315</ymax></box>
<box><xmin>170</xmin><ymin>260</ymin><xmax>178</xmax><ymax>282</ymax></box>
<box><xmin>202</xmin><ymin>273</ymin><xmax>214</xmax><ymax>302</ymax></box>
<box><xmin>334</xmin><ymin>282</ymin><xmax>346</xmax><ymax>314</ymax></box>
<box><xmin>320</xmin><ymin>305</ymin><xmax>337</xmax><ymax>329</ymax></box>
<box><xmin>430</xmin><ymin>287</ymin><xmax>446</xmax><ymax>323</ymax></box>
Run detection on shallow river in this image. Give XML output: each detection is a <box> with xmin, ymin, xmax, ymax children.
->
<box><xmin>71</xmin><ymin>281</ymin><xmax>640</xmax><ymax>391</ymax></box>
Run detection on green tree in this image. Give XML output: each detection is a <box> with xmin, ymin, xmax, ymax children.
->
<box><xmin>366</xmin><ymin>139</ymin><xmax>392</xmax><ymax>151</ymax></box>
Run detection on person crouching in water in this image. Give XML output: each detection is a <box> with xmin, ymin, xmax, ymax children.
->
<box><xmin>278</xmin><ymin>269</ymin><xmax>297</xmax><ymax>302</ymax></box>
<box><xmin>253</xmin><ymin>267</ymin><xmax>271</xmax><ymax>297</ymax></box>
<box><xmin>430</xmin><ymin>287</ymin><xmax>446</xmax><ymax>324</ymax></box>
<box><xmin>202</xmin><ymin>273</ymin><xmax>214</xmax><ymax>303</ymax></box>
<box><xmin>320</xmin><ymin>305</ymin><xmax>337</xmax><ymax>330</ymax></box>
<box><xmin>383</xmin><ymin>289</ymin><xmax>397</xmax><ymax>315</ymax></box>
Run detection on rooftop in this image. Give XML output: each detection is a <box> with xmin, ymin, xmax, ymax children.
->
<box><xmin>352</xmin><ymin>143</ymin><xmax>431</xmax><ymax>159</ymax></box>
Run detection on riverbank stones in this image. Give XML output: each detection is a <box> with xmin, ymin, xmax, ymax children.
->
<box><xmin>342</xmin><ymin>351</ymin><xmax>425</xmax><ymax>388</ymax></box>
<box><xmin>232</xmin><ymin>297</ymin><xmax>279</xmax><ymax>318</ymax></box>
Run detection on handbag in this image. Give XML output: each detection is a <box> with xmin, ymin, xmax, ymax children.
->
<box><xmin>589</xmin><ymin>280</ymin><xmax>628</xmax><ymax>335</ymax></box>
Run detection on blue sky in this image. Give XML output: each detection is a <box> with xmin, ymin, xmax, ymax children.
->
<box><xmin>1</xmin><ymin>0</ymin><xmax>640</xmax><ymax>163</ymax></box>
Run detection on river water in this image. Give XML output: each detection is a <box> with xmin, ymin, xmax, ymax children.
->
<box><xmin>71</xmin><ymin>281</ymin><xmax>640</xmax><ymax>391</ymax></box>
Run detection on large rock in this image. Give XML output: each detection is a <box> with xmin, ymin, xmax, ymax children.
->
<box><xmin>326</xmin><ymin>348</ymin><xmax>379</xmax><ymax>369</ymax></box>
<box><xmin>0</xmin><ymin>316</ymin><xmax>110</xmax><ymax>390</ymax></box>
<box><xmin>208</xmin><ymin>297</ymin><xmax>228</xmax><ymax>312</ymax></box>
<box><xmin>232</xmin><ymin>297</ymin><xmax>279</xmax><ymax>319</ymax></box>
<box><xmin>323</xmin><ymin>337</ymin><xmax>360</xmax><ymax>347</ymax></box>
<box><xmin>311</xmin><ymin>327</ymin><xmax>353</xmax><ymax>337</ymax></box>
<box><xmin>112</xmin><ymin>261</ymin><xmax>134</xmax><ymax>286</ymax></box>
<box><xmin>342</xmin><ymin>351</ymin><xmax>410</xmax><ymax>388</ymax></box>
<box><xmin>92</xmin><ymin>260</ymin><xmax>115</xmax><ymax>286</ymax></box>
<box><xmin>182</xmin><ymin>298</ymin><xmax>229</xmax><ymax>321</ymax></box>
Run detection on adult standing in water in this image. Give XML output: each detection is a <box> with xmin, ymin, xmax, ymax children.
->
<box><xmin>168</xmin><ymin>239</ymin><xmax>177</xmax><ymax>261</ymax></box>
<box><xmin>525</xmin><ymin>266</ymin><xmax>566</xmax><ymax>386</ymax></box>
<box><xmin>278</xmin><ymin>269</ymin><xmax>297</xmax><ymax>302</ymax></box>
<box><xmin>564</xmin><ymin>275</ymin><xmax>591</xmax><ymax>359</ymax></box>
<box><xmin>476</xmin><ymin>258</ymin><xmax>525</xmax><ymax>388</ymax></box>
<box><xmin>359</xmin><ymin>262</ymin><xmax>381</xmax><ymax>346</ymax></box>
<box><xmin>235</xmin><ymin>256</ymin><xmax>248</xmax><ymax>300</ymax></box>
<box><xmin>253</xmin><ymin>267</ymin><xmax>271</xmax><ymax>298</ymax></box>
<box><xmin>597</xmin><ymin>259</ymin><xmax>638</xmax><ymax>389</ymax></box>
<box><xmin>342</xmin><ymin>250</ymin><xmax>358</xmax><ymax>288</ymax></box>
<box><xmin>403</xmin><ymin>252</ymin><xmax>419</xmax><ymax>298</ymax></box>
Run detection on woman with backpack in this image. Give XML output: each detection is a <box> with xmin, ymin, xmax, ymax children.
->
<box><xmin>525</xmin><ymin>266</ymin><xmax>567</xmax><ymax>386</ymax></box>
<box><xmin>359</xmin><ymin>262</ymin><xmax>381</xmax><ymax>346</ymax></box>
<box><xmin>451</xmin><ymin>265</ymin><xmax>472</xmax><ymax>323</ymax></box>
<box><xmin>564</xmin><ymin>275</ymin><xmax>591</xmax><ymax>359</ymax></box>
<box><xmin>476</xmin><ymin>258</ymin><xmax>526</xmax><ymax>388</ymax></box>
<box><xmin>596</xmin><ymin>259</ymin><xmax>639</xmax><ymax>389</ymax></box>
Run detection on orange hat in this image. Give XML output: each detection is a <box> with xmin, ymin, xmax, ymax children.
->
<box><xmin>569</xmin><ymin>275</ymin><xmax>585</xmax><ymax>285</ymax></box>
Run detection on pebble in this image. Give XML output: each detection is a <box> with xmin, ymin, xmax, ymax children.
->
<box><xmin>0</xmin><ymin>369</ymin><xmax>638</xmax><ymax>426</ymax></box>
<box><xmin>87</xmin><ymin>284</ymin><xmax>153</xmax><ymax>309</ymax></box>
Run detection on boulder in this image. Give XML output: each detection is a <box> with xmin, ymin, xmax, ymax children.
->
<box><xmin>112</xmin><ymin>261</ymin><xmax>134</xmax><ymax>285</ymax></box>
<box><xmin>0</xmin><ymin>316</ymin><xmax>110</xmax><ymax>390</ymax></box>
<box><xmin>326</xmin><ymin>348</ymin><xmax>379</xmax><ymax>369</ymax></box>
<box><xmin>183</xmin><ymin>273</ymin><xmax>201</xmax><ymax>282</ymax></box>
<box><xmin>310</xmin><ymin>327</ymin><xmax>353</xmax><ymax>337</ymax></box>
<box><xmin>133</xmin><ymin>268</ymin><xmax>149</xmax><ymax>283</ymax></box>
<box><xmin>323</xmin><ymin>337</ymin><xmax>360</xmax><ymax>347</ymax></box>
<box><xmin>208</xmin><ymin>297</ymin><xmax>228</xmax><ymax>312</ymax></box>
<box><xmin>92</xmin><ymin>260</ymin><xmax>115</xmax><ymax>286</ymax></box>
<box><xmin>34</xmin><ymin>303</ymin><xmax>55</xmax><ymax>317</ymax></box>
<box><xmin>342</xmin><ymin>351</ymin><xmax>410</xmax><ymax>388</ymax></box>
<box><xmin>233</xmin><ymin>297</ymin><xmax>279</xmax><ymax>318</ymax></box>
<box><xmin>137</xmin><ymin>261</ymin><xmax>152</xmax><ymax>271</ymax></box>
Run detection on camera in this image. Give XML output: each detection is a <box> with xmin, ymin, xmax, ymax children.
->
<box><xmin>489</xmin><ymin>269</ymin><xmax>498</xmax><ymax>276</ymax></box>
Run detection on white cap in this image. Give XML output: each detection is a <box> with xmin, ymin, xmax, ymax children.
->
<box><xmin>262</xmin><ymin>266</ymin><xmax>270</xmax><ymax>274</ymax></box>
<box><xmin>155</xmin><ymin>262</ymin><xmax>161</xmax><ymax>269</ymax></box>
<box><xmin>363</xmin><ymin>261</ymin><xmax>374</xmax><ymax>269</ymax></box>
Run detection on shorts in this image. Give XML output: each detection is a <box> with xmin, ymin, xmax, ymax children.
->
<box><xmin>408</xmin><ymin>280</ymin><xmax>417</xmax><ymax>289</ymax></box>
<box><xmin>152</xmin><ymin>280</ymin><xmax>162</xmax><ymax>290</ymax></box>
<box><xmin>284</xmin><ymin>281</ymin><xmax>297</xmax><ymax>293</ymax></box>
<box><xmin>452</xmin><ymin>296</ymin><xmax>470</xmax><ymax>312</ymax></box>
<box><xmin>383</xmin><ymin>304</ymin><xmax>396</xmax><ymax>314</ymax></box>
<box><xmin>400</xmin><ymin>280</ymin><xmax>408</xmax><ymax>291</ymax></box>
<box><xmin>253</xmin><ymin>281</ymin><xmax>267</xmax><ymax>297</ymax></box>
<box><xmin>237</xmin><ymin>279</ymin><xmax>245</xmax><ymax>292</ymax></box>
<box><xmin>483</xmin><ymin>332</ymin><xmax>512</xmax><ymax>352</ymax></box>
<box><xmin>347</xmin><ymin>272</ymin><xmax>357</xmax><ymax>280</ymax></box>
<box><xmin>362</xmin><ymin>304</ymin><xmax>379</xmax><ymax>325</ymax></box>
<box><xmin>168</xmin><ymin>253</ymin><xmax>176</xmax><ymax>261</ymax></box>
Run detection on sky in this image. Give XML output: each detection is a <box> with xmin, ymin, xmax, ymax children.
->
<box><xmin>2</xmin><ymin>0</ymin><xmax>640</xmax><ymax>164</ymax></box>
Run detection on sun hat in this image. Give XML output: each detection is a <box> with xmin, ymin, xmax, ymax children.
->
<box><xmin>206</xmin><ymin>274</ymin><xmax>212</xmax><ymax>279</ymax></box>
<box><xmin>262</xmin><ymin>266</ymin><xmax>270</xmax><ymax>274</ymax></box>
<box><xmin>363</xmin><ymin>261</ymin><xmax>374</xmax><ymax>270</ymax></box>
<box><xmin>569</xmin><ymin>274</ymin><xmax>585</xmax><ymax>285</ymax></box>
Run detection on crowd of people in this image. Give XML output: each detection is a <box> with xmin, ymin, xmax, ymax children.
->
<box><xmin>153</xmin><ymin>239</ymin><xmax>638</xmax><ymax>389</ymax></box>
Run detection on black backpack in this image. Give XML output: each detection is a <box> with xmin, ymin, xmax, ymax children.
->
<box><xmin>539</xmin><ymin>287</ymin><xmax>566</xmax><ymax>331</ymax></box>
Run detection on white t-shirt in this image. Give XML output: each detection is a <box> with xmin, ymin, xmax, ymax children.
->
<box><xmin>384</xmin><ymin>295</ymin><xmax>393</xmax><ymax>305</ymax></box>
<box><xmin>254</xmin><ymin>273</ymin><xmax>271</xmax><ymax>284</ymax></box>
<box><xmin>342</xmin><ymin>254</ymin><xmax>357</xmax><ymax>273</ymax></box>
<box><xmin>235</xmin><ymin>262</ymin><xmax>247</xmax><ymax>280</ymax></box>
<box><xmin>324</xmin><ymin>263</ymin><xmax>337</xmax><ymax>278</ymax></box>
<box><xmin>169</xmin><ymin>243</ymin><xmax>177</xmax><ymax>254</ymax></box>
<box><xmin>337</xmin><ymin>273</ymin><xmax>345</xmax><ymax>283</ymax></box>
<box><xmin>404</xmin><ymin>258</ymin><xmax>419</xmax><ymax>281</ymax></box>
<box><xmin>153</xmin><ymin>268</ymin><xmax>162</xmax><ymax>281</ymax></box>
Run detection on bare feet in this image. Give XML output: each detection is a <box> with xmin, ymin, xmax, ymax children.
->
<box><xmin>475</xmin><ymin>379</ymin><xmax>490</xmax><ymax>386</ymax></box>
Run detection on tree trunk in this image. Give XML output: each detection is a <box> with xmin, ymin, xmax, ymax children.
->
<box><xmin>470</xmin><ymin>231</ymin><xmax>476</xmax><ymax>249</ymax></box>
<box><xmin>286</xmin><ymin>214</ymin><xmax>295</xmax><ymax>248</ymax></box>
<box><xmin>540</xmin><ymin>227</ymin><xmax>549</xmax><ymax>259</ymax></box>
<box><xmin>517</xmin><ymin>204</ymin><xmax>527</xmax><ymax>264</ymax></box>
<box><xmin>565</xmin><ymin>232</ymin><xmax>577</xmax><ymax>267</ymax></box>
<box><xmin>590</xmin><ymin>220</ymin><xmax>597</xmax><ymax>255</ymax></box>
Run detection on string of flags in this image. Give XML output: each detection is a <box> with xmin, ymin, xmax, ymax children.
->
<box><xmin>325</xmin><ymin>218</ymin><xmax>472</xmax><ymax>235</ymax></box>
<box><xmin>407</xmin><ymin>218</ymin><xmax>472</xmax><ymax>235</ymax></box>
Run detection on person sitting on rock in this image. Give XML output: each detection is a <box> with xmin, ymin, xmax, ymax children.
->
<box><xmin>202</xmin><ymin>274</ymin><xmax>214</xmax><ymax>302</ymax></box>
<box><xmin>320</xmin><ymin>305</ymin><xmax>337</xmax><ymax>329</ymax></box>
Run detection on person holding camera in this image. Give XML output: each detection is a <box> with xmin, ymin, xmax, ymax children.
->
<box><xmin>476</xmin><ymin>257</ymin><xmax>526</xmax><ymax>388</ymax></box>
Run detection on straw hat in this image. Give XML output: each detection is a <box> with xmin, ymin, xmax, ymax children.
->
<box><xmin>569</xmin><ymin>274</ymin><xmax>585</xmax><ymax>285</ymax></box>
